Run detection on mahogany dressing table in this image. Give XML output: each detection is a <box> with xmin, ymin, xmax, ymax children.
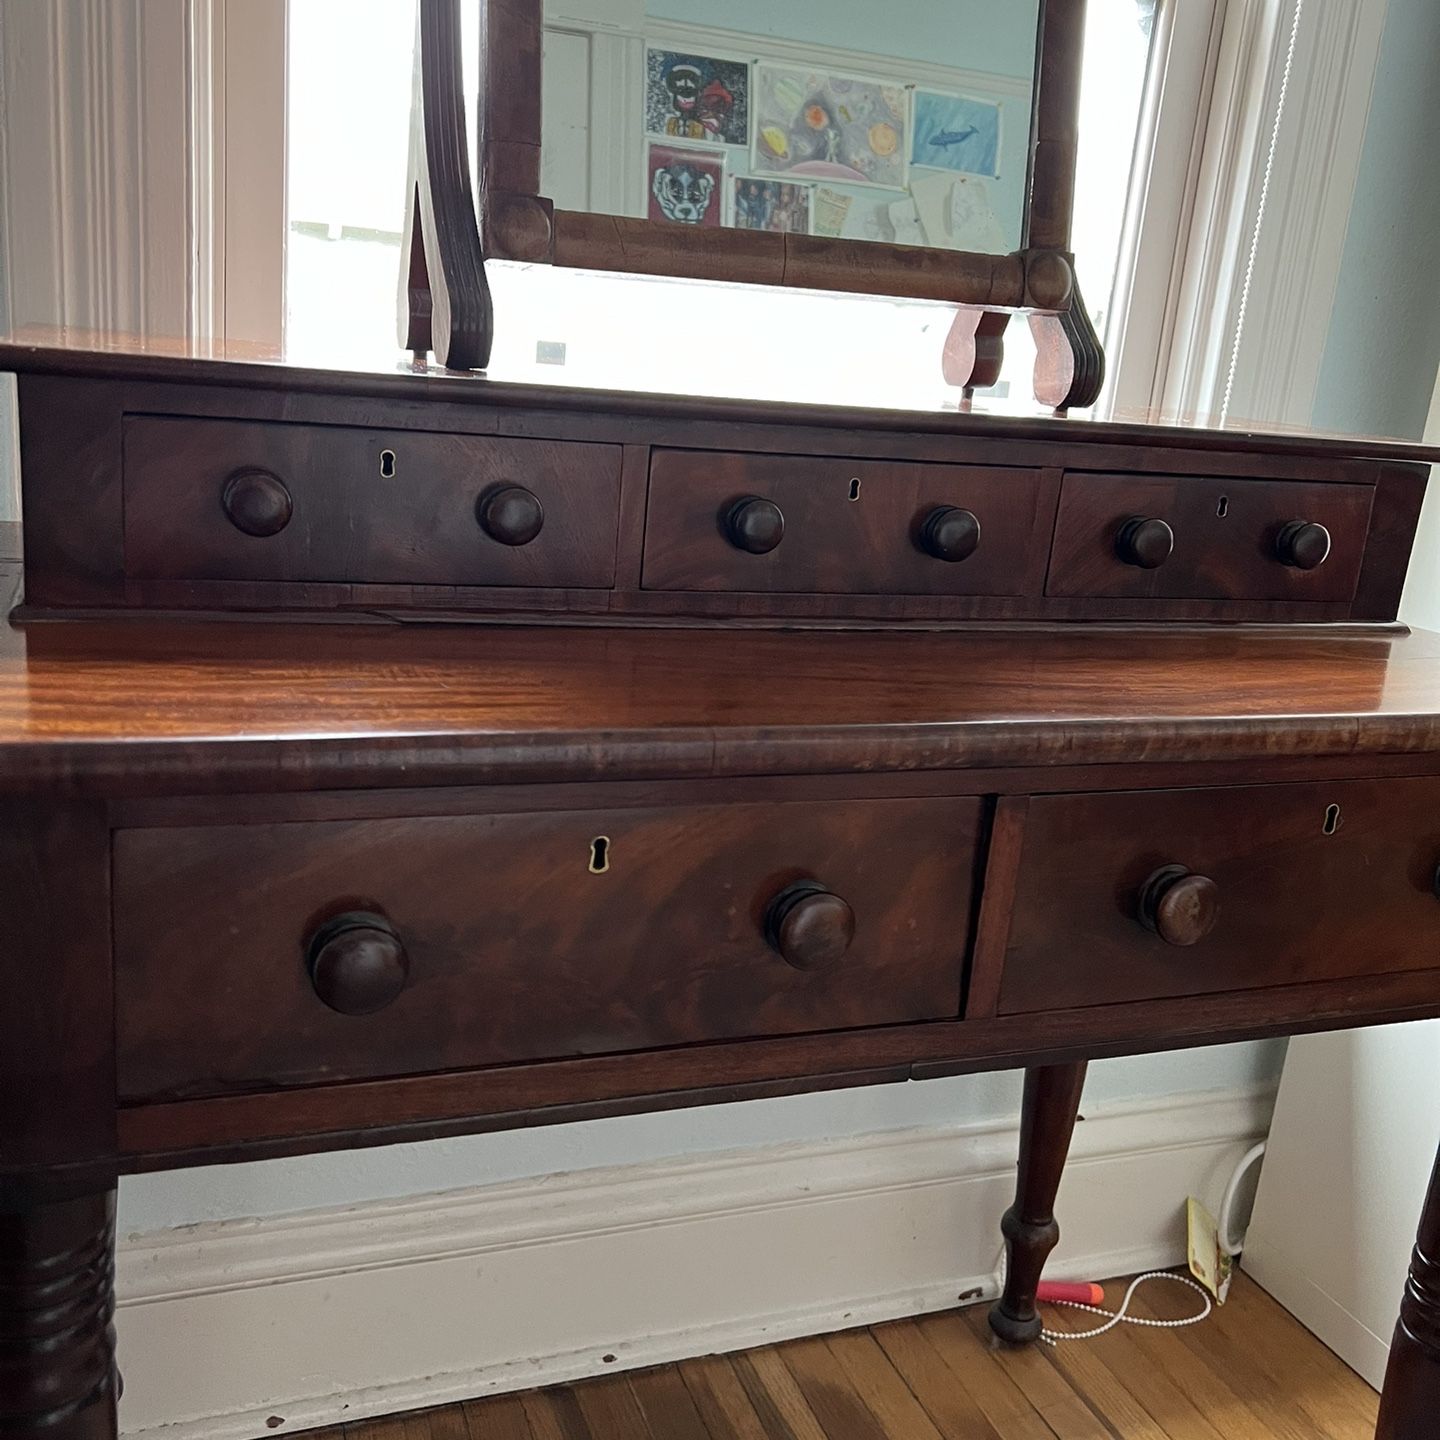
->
<box><xmin>0</xmin><ymin>336</ymin><xmax>1439</xmax><ymax>1438</ymax></box>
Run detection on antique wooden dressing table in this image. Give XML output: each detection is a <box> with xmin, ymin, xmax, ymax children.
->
<box><xmin>6</xmin><ymin>0</ymin><xmax>1440</xmax><ymax>1435</ymax></box>
<box><xmin>2</xmin><ymin>334</ymin><xmax>1440</xmax><ymax>1440</ymax></box>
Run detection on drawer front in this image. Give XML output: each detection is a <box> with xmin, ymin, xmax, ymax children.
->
<box><xmin>115</xmin><ymin>797</ymin><xmax>982</xmax><ymax>1099</ymax></box>
<box><xmin>1045</xmin><ymin>473</ymin><xmax>1372</xmax><ymax>602</ymax></box>
<box><xmin>122</xmin><ymin>416</ymin><xmax>623</xmax><ymax>587</ymax></box>
<box><xmin>998</xmin><ymin>778</ymin><xmax>1440</xmax><ymax>1015</ymax></box>
<box><xmin>642</xmin><ymin>449</ymin><xmax>1048</xmax><ymax>595</ymax></box>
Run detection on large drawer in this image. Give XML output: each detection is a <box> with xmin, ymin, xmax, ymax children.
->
<box><xmin>114</xmin><ymin>797</ymin><xmax>983</xmax><ymax>1100</ymax></box>
<box><xmin>997</xmin><ymin>778</ymin><xmax>1440</xmax><ymax>1014</ymax></box>
<box><xmin>642</xmin><ymin>449</ymin><xmax>1049</xmax><ymax>595</ymax></box>
<box><xmin>122</xmin><ymin>416</ymin><xmax>623</xmax><ymax>588</ymax></box>
<box><xmin>1045</xmin><ymin>472</ymin><xmax>1372</xmax><ymax>602</ymax></box>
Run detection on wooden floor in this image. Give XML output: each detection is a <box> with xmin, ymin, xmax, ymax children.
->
<box><xmin>334</xmin><ymin>1273</ymin><xmax>1379</xmax><ymax>1440</ymax></box>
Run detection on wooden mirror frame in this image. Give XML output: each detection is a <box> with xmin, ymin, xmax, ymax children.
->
<box><xmin>402</xmin><ymin>0</ymin><xmax>1103</xmax><ymax>410</ymax></box>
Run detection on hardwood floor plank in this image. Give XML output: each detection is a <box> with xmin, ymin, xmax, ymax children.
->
<box><xmin>520</xmin><ymin>1388</ymin><xmax>593</xmax><ymax>1440</ymax></box>
<box><xmin>678</xmin><ymin>1355</ymin><xmax>773</xmax><ymax>1440</ymax></box>
<box><xmin>823</xmin><ymin>1329</ymin><xmax>947</xmax><ymax>1440</ymax></box>
<box><xmin>1036</xmin><ymin>1306</ymin><xmax>1179</xmax><ymax>1440</ymax></box>
<box><xmin>461</xmin><ymin>1394</ymin><xmax>534</xmax><ymax>1440</ymax></box>
<box><xmin>572</xmin><ymin>1374</ymin><xmax>655</xmax><ymax>1439</ymax></box>
<box><xmin>426</xmin><ymin>1403</ymin><xmax>477</xmax><ymax>1440</ymax></box>
<box><xmin>733</xmin><ymin>1348</ymin><xmax>831</xmax><ymax>1440</ymax></box>
<box><xmin>629</xmin><ymin>1365</ymin><xmax>715</xmax><ymax>1440</ymax></box>
<box><xmin>870</xmin><ymin>1318</ymin><xmax>1006</xmax><ymax>1440</ymax></box>
<box><xmin>959</xmin><ymin>1310</ymin><xmax>1115</xmax><ymax>1439</ymax></box>
<box><xmin>780</xmin><ymin>1335</ymin><xmax>891</xmax><ymax>1440</ymax></box>
<box><xmin>1222</xmin><ymin>1277</ymin><xmax>1378</xmax><ymax>1437</ymax></box>
<box><xmin>914</xmin><ymin>1312</ymin><xmax>1059</xmax><ymax>1439</ymax></box>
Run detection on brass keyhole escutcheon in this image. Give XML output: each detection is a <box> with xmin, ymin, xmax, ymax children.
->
<box><xmin>848</xmin><ymin>477</ymin><xmax>862</xmax><ymax>501</ymax></box>
<box><xmin>1323</xmin><ymin>804</ymin><xmax>1341</xmax><ymax>836</ymax></box>
<box><xmin>588</xmin><ymin>836</ymin><xmax>611</xmax><ymax>874</ymax></box>
<box><xmin>379</xmin><ymin>449</ymin><xmax>397</xmax><ymax>478</ymax></box>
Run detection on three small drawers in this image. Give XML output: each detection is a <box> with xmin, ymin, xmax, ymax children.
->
<box><xmin>118</xmin><ymin>417</ymin><xmax>1375</xmax><ymax>611</ymax></box>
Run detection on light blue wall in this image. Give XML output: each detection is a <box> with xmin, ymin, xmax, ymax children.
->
<box><xmin>1311</xmin><ymin>0</ymin><xmax>1440</xmax><ymax>440</ymax></box>
<box><xmin>645</xmin><ymin>0</ymin><xmax>1041</xmax><ymax>79</ymax></box>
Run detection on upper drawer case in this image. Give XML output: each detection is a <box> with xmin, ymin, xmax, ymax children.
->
<box><xmin>1046</xmin><ymin>473</ymin><xmax>1373</xmax><ymax>602</ymax></box>
<box><xmin>642</xmin><ymin>449</ymin><xmax>1049</xmax><ymax>595</ymax></box>
<box><xmin>122</xmin><ymin>416</ymin><xmax>623</xmax><ymax>588</ymax></box>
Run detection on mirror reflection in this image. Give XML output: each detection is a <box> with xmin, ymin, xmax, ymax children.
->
<box><xmin>541</xmin><ymin>0</ymin><xmax>1040</xmax><ymax>255</ymax></box>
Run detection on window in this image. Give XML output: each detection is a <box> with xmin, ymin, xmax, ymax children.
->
<box><xmin>285</xmin><ymin>2</ymin><xmax>1170</xmax><ymax>415</ymax></box>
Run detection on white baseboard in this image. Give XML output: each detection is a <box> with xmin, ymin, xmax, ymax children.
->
<box><xmin>115</xmin><ymin>1084</ymin><xmax>1274</xmax><ymax>1440</ymax></box>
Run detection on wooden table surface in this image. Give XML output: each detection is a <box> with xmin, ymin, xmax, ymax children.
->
<box><xmin>4</xmin><ymin>614</ymin><xmax>1440</xmax><ymax>793</ymax></box>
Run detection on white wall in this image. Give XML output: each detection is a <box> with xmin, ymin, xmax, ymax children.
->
<box><xmin>117</xmin><ymin>1043</ymin><xmax>1284</xmax><ymax>1231</ymax></box>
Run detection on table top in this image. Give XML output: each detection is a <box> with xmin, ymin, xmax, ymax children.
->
<box><xmin>6</xmin><ymin>607</ymin><xmax>1440</xmax><ymax>794</ymax></box>
<box><xmin>4</xmin><ymin>327</ymin><xmax>1440</xmax><ymax>465</ymax></box>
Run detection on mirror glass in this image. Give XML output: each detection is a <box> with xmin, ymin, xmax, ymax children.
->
<box><xmin>540</xmin><ymin>0</ymin><xmax>1040</xmax><ymax>256</ymax></box>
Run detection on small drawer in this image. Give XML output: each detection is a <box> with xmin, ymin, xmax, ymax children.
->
<box><xmin>114</xmin><ymin>797</ymin><xmax>982</xmax><ymax>1100</ymax></box>
<box><xmin>996</xmin><ymin>778</ymin><xmax>1440</xmax><ymax>1015</ymax></box>
<box><xmin>641</xmin><ymin>449</ymin><xmax>1048</xmax><ymax>595</ymax></box>
<box><xmin>122</xmin><ymin>416</ymin><xmax>622</xmax><ymax>588</ymax></box>
<box><xmin>1045</xmin><ymin>472</ymin><xmax>1372</xmax><ymax>602</ymax></box>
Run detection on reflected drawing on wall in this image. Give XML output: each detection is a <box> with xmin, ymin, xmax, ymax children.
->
<box><xmin>541</xmin><ymin>0</ymin><xmax>1040</xmax><ymax>258</ymax></box>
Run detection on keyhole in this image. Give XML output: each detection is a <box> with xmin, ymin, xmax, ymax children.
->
<box><xmin>848</xmin><ymin>477</ymin><xmax>861</xmax><ymax>501</ymax></box>
<box><xmin>1323</xmin><ymin>804</ymin><xmax>1341</xmax><ymax>836</ymax></box>
<box><xmin>379</xmin><ymin>449</ymin><xmax>397</xmax><ymax>479</ymax></box>
<box><xmin>1216</xmin><ymin>496</ymin><xmax>1229</xmax><ymax>518</ymax></box>
<box><xmin>588</xmin><ymin>836</ymin><xmax>610</xmax><ymax>874</ymax></box>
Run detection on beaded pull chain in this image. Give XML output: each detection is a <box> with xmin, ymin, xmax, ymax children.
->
<box><xmin>1039</xmin><ymin>1271</ymin><xmax>1212</xmax><ymax>1345</ymax></box>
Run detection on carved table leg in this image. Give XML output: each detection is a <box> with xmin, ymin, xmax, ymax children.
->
<box><xmin>0</xmin><ymin>1189</ymin><xmax>118</xmax><ymax>1440</ymax></box>
<box><xmin>989</xmin><ymin>1060</ymin><xmax>1089</xmax><ymax>1344</ymax></box>
<box><xmin>1376</xmin><ymin>1141</ymin><xmax>1440</xmax><ymax>1438</ymax></box>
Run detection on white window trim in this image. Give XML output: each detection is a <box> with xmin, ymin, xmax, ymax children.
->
<box><xmin>1130</xmin><ymin>0</ymin><xmax>1388</xmax><ymax>428</ymax></box>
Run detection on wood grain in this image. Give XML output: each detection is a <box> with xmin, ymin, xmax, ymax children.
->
<box><xmin>8</xmin><ymin>623</ymin><xmax>1440</xmax><ymax>795</ymax></box>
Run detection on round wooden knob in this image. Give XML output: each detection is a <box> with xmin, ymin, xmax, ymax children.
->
<box><xmin>724</xmin><ymin>496</ymin><xmax>785</xmax><ymax>554</ymax></box>
<box><xmin>222</xmin><ymin>468</ymin><xmax>293</xmax><ymax>537</ymax></box>
<box><xmin>1116</xmin><ymin>516</ymin><xmax>1174</xmax><ymax>569</ymax></box>
<box><xmin>477</xmin><ymin>485</ymin><xmax>545</xmax><ymax>546</ymax></box>
<box><xmin>307</xmin><ymin>911</ymin><xmax>409</xmax><ymax>1015</ymax></box>
<box><xmin>1137</xmin><ymin>866</ymin><xmax>1220</xmax><ymax>947</ymax></box>
<box><xmin>919</xmin><ymin>506</ymin><xmax>981</xmax><ymax>563</ymax></box>
<box><xmin>1275</xmin><ymin>519</ymin><xmax>1331</xmax><ymax>570</ymax></box>
<box><xmin>764</xmin><ymin>881</ymin><xmax>855</xmax><ymax>971</ymax></box>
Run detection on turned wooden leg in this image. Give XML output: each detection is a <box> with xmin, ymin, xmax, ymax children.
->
<box><xmin>1376</xmin><ymin>1141</ymin><xmax>1440</xmax><ymax>1438</ymax></box>
<box><xmin>989</xmin><ymin>1060</ymin><xmax>1088</xmax><ymax>1345</ymax></box>
<box><xmin>0</xmin><ymin>1188</ymin><xmax>118</xmax><ymax>1440</ymax></box>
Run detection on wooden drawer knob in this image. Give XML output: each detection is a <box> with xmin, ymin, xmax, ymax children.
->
<box><xmin>477</xmin><ymin>485</ymin><xmax>545</xmax><ymax>546</ymax></box>
<box><xmin>1137</xmin><ymin>865</ymin><xmax>1220</xmax><ymax>947</ymax></box>
<box><xmin>1116</xmin><ymin>516</ymin><xmax>1174</xmax><ymax>569</ymax></box>
<box><xmin>307</xmin><ymin>911</ymin><xmax>409</xmax><ymax>1015</ymax></box>
<box><xmin>724</xmin><ymin>496</ymin><xmax>785</xmax><ymax>554</ymax></box>
<box><xmin>222</xmin><ymin>467</ymin><xmax>293</xmax><ymax>537</ymax></box>
<box><xmin>919</xmin><ymin>506</ymin><xmax>981</xmax><ymax>563</ymax></box>
<box><xmin>765</xmin><ymin>880</ymin><xmax>855</xmax><ymax>971</ymax></box>
<box><xmin>1275</xmin><ymin>519</ymin><xmax>1331</xmax><ymax>570</ymax></box>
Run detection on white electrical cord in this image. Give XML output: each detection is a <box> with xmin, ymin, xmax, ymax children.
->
<box><xmin>1217</xmin><ymin>1141</ymin><xmax>1267</xmax><ymax>1258</ymax></box>
<box><xmin>1037</xmin><ymin>1270</ymin><xmax>1213</xmax><ymax>1346</ymax></box>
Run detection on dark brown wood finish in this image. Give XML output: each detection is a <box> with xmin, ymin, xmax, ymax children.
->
<box><xmin>123</xmin><ymin>417</ymin><xmax>623</xmax><ymax>587</ymax></box>
<box><xmin>113</xmin><ymin>798</ymin><xmax>982</xmax><ymax>1099</ymax></box>
<box><xmin>990</xmin><ymin>1062</ymin><xmax>1089</xmax><ymax>1343</ymax></box>
<box><xmin>399</xmin><ymin>0</ymin><xmax>492</xmax><ymax>369</ymax></box>
<box><xmin>4</xmin><ymin>340</ymin><xmax>1440</xmax><ymax>1438</ymax></box>
<box><xmin>1377</xmin><ymin>1141</ymin><xmax>1440</xmax><ymax>1439</ymax></box>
